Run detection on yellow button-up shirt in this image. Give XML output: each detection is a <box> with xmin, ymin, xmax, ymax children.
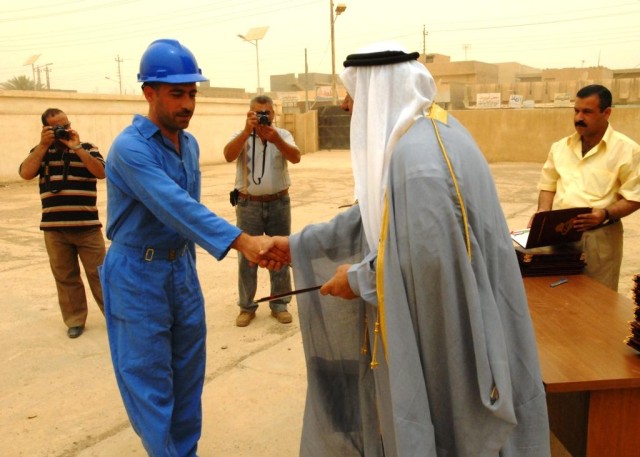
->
<box><xmin>537</xmin><ymin>124</ymin><xmax>640</xmax><ymax>209</ymax></box>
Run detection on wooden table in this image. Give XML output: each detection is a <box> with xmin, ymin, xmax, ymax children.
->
<box><xmin>524</xmin><ymin>275</ymin><xmax>640</xmax><ymax>457</ymax></box>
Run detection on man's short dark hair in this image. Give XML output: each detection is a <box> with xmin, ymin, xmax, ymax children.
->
<box><xmin>41</xmin><ymin>108</ymin><xmax>64</xmax><ymax>126</ymax></box>
<box><xmin>251</xmin><ymin>95</ymin><xmax>273</xmax><ymax>106</ymax></box>
<box><xmin>576</xmin><ymin>84</ymin><xmax>612</xmax><ymax>111</ymax></box>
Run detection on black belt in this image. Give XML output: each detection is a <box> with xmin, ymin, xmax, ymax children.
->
<box><xmin>110</xmin><ymin>241</ymin><xmax>189</xmax><ymax>262</ymax></box>
<box><xmin>238</xmin><ymin>189</ymin><xmax>288</xmax><ymax>202</ymax></box>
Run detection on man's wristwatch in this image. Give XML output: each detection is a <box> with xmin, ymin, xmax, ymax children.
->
<box><xmin>70</xmin><ymin>143</ymin><xmax>83</xmax><ymax>150</ymax></box>
<box><xmin>603</xmin><ymin>208</ymin><xmax>610</xmax><ymax>222</ymax></box>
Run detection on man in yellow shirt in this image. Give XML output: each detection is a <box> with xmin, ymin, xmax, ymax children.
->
<box><xmin>535</xmin><ymin>84</ymin><xmax>640</xmax><ymax>290</ymax></box>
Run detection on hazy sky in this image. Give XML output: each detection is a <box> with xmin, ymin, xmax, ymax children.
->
<box><xmin>2</xmin><ymin>0</ymin><xmax>639</xmax><ymax>95</ymax></box>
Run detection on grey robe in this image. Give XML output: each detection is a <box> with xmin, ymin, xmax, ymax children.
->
<box><xmin>292</xmin><ymin>205</ymin><xmax>384</xmax><ymax>457</ymax></box>
<box><xmin>291</xmin><ymin>111</ymin><xmax>550</xmax><ymax>457</ymax></box>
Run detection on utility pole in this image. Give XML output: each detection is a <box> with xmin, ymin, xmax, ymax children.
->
<box><xmin>42</xmin><ymin>63</ymin><xmax>53</xmax><ymax>89</ymax></box>
<box><xmin>304</xmin><ymin>48</ymin><xmax>309</xmax><ymax>112</ymax></box>
<box><xmin>115</xmin><ymin>55</ymin><xmax>123</xmax><ymax>94</ymax></box>
<box><xmin>463</xmin><ymin>44</ymin><xmax>471</xmax><ymax>61</ymax></box>
<box><xmin>330</xmin><ymin>0</ymin><xmax>337</xmax><ymax>105</ymax></box>
<box><xmin>423</xmin><ymin>25</ymin><xmax>428</xmax><ymax>56</ymax></box>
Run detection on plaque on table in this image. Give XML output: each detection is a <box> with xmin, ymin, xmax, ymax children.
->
<box><xmin>514</xmin><ymin>244</ymin><xmax>586</xmax><ymax>277</ymax></box>
<box><xmin>511</xmin><ymin>207</ymin><xmax>590</xmax><ymax>276</ymax></box>
<box><xmin>625</xmin><ymin>274</ymin><xmax>640</xmax><ymax>352</ymax></box>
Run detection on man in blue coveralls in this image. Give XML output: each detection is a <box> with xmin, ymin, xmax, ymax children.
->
<box><xmin>100</xmin><ymin>39</ymin><xmax>286</xmax><ymax>456</ymax></box>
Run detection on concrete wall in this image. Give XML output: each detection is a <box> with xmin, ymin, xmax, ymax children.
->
<box><xmin>1</xmin><ymin>90</ymin><xmax>315</xmax><ymax>182</ymax></box>
<box><xmin>451</xmin><ymin>106</ymin><xmax>640</xmax><ymax>163</ymax></box>
<box><xmin>284</xmin><ymin>111</ymin><xmax>319</xmax><ymax>154</ymax></box>
<box><xmin>2</xmin><ymin>90</ymin><xmax>638</xmax><ymax>182</ymax></box>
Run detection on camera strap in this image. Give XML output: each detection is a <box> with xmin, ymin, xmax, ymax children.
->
<box><xmin>251</xmin><ymin>130</ymin><xmax>267</xmax><ymax>185</ymax></box>
<box><xmin>62</xmin><ymin>151</ymin><xmax>71</xmax><ymax>183</ymax></box>
<box><xmin>43</xmin><ymin>147</ymin><xmax>70</xmax><ymax>194</ymax></box>
<box><xmin>43</xmin><ymin>151</ymin><xmax>54</xmax><ymax>193</ymax></box>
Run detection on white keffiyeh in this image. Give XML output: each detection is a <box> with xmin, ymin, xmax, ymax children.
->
<box><xmin>340</xmin><ymin>42</ymin><xmax>437</xmax><ymax>252</ymax></box>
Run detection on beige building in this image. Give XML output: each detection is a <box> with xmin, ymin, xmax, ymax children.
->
<box><xmin>268</xmin><ymin>53</ymin><xmax>640</xmax><ymax>110</ymax></box>
<box><xmin>424</xmin><ymin>53</ymin><xmax>500</xmax><ymax>85</ymax></box>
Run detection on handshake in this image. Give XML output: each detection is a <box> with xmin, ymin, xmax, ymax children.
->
<box><xmin>232</xmin><ymin>233</ymin><xmax>358</xmax><ymax>300</ymax></box>
<box><xmin>232</xmin><ymin>233</ymin><xmax>291</xmax><ymax>271</ymax></box>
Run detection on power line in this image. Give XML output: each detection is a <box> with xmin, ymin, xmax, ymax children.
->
<box><xmin>0</xmin><ymin>0</ymin><xmax>320</xmax><ymax>48</ymax></box>
<box><xmin>0</xmin><ymin>0</ymin><xmax>136</xmax><ymax>23</ymax></box>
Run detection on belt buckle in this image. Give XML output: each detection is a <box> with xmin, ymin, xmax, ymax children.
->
<box><xmin>144</xmin><ymin>248</ymin><xmax>155</xmax><ymax>262</ymax></box>
<box><xmin>168</xmin><ymin>249</ymin><xmax>177</xmax><ymax>261</ymax></box>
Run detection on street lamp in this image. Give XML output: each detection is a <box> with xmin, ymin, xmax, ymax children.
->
<box><xmin>105</xmin><ymin>76</ymin><xmax>122</xmax><ymax>95</ymax></box>
<box><xmin>238</xmin><ymin>26</ymin><xmax>269</xmax><ymax>95</ymax></box>
<box><xmin>23</xmin><ymin>54</ymin><xmax>41</xmax><ymax>88</ymax></box>
<box><xmin>330</xmin><ymin>1</ymin><xmax>347</xmax><ymax>105</ymax></box>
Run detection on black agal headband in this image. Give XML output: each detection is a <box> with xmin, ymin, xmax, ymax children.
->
<box><xmin>343</xmin><ymin>50</ymin><xmax>420</xmax><ymax>67</ymax></box>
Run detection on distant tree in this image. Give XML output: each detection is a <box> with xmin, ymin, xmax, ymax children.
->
<box><xmin>1</xmin><ymin>75</ymin><xmax>44</xmax><ymax>91</ymax></box>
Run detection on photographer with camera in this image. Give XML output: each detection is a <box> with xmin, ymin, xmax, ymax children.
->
<box><xmin>19</xmin><ymin>108</ymin><xmax>106</xmax><ymax>339</ymax></box>
<box><xmin>224</xmin><ymin>95</ymin><xmax>301</xmax><ymax>327</ymax></box>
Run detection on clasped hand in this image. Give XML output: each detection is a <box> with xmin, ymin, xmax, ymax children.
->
<box><xmin>253</xmin><ymin>235</ymin><xmax>290</xmax><ymax>270</ymax></box>
<box><xmin>234</xmin><ymin>233</ymin><xmax>290</xmax><ymax>270</ymax></box>
<box><xmin>252</xmin><ymin>236</ymin><xmax>357</xmax><ymax>299</ymax></box>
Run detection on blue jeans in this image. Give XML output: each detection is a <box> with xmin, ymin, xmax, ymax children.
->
<box><xmin>235</xmin><ymin>195</ymin><xmax>292</xmax><ymax>313</ymax></box>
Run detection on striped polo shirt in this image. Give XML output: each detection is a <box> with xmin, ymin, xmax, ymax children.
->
<box><xmin>35</xmin><ymin>143</ymin><xmax>105</xmax><ymax>231</ymax></box>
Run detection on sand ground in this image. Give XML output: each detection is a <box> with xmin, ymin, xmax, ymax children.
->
<box><xmin>1</xmin><ymin>149</ymin><xmax>638</xmax><ymax>456</ymax></box>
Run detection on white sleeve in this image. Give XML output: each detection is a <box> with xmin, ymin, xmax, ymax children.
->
<box><xmin>347</xmin><ymin>249</ymin><xmax>378</xmax><ymax>305</ymax></box>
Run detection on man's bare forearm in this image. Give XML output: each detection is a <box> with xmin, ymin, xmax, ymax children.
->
<box><xmin>223</xmin><ymin>130</ymin><xmax>251</xmax><ymax>162</ymax></box>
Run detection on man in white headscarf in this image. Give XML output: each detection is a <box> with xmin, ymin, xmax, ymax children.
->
<box><xmin>282</xmin><ymin>42</ymin><xmax>550</xmax><ymax>456</ymax></box>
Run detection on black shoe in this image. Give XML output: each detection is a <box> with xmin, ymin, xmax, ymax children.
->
<box><xmin>67</xmin><ymin>326</ymin><xmax>85</xmax><ymax>339</ymax></box>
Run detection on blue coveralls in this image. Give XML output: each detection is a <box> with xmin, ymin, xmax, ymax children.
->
<box><xmin>100</xmin><ymin>115</ymin><xmax>241</xmax><ymax>456</ymax></box>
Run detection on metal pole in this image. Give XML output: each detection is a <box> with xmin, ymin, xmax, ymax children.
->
<box><xmin>305</xmin><ymin>48</ymin><xmax>309</xmax><ymax>112</ymax></box>
<box><xmin>44</xmin><ymin>64</ymin><xmax>51</xmax><ymax>90</ymax></box>
<box><xmin>423</xmin><ymin>25</ymin><xmax>428</xmax><ymax>56</ymax></box>
<box><xmin>330</xmin><ymin>0</ymin><xmax>337</xmax><ymax>105</ymax></box>
<box><xmin>255</xmin><ymin>40</ymin><xmax>261</xmax><ymax>94</ymax></box>
<box><xmin>116</xmin><ymin>55</ymin><xmax>123</xmax><ymax>95</ymax></box>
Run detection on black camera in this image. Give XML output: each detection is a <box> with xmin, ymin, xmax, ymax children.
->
<box><xmin>229</xmin><ymin>188</ymin><xmax>239</xmax><ymax>207</ymax></box>
<box><xmin>256</xmin><ymin>111</ymin><xmax>271</xmax><ymax>126</ymax></box>
<box><xmin>52</xmin><ymin>125</ymin><xmax>70</xmax><ymax>140</ymax></box>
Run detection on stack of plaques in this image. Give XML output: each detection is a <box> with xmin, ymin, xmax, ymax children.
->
<box><xmin>625</xmin><ymin>275</ymin><xmax>640</xmax><ymax>352</ymax></box>
<box><xmin>511</xmin><ymin>207</ymin><xmax>590</xmax><ymax>277</ymax></box>
<box><xmin>514</xmin><ymin>244</ymin><xmax>586</xmax><ymax>277</ymax></box>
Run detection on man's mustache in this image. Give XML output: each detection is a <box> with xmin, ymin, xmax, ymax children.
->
<box><xmin>575</xmin><ymin>120</ymin><xmax>587</xmax><ymax>127</ymax></box>
<box><xmin>177</xmin><ymin>110</ymin><xmax>193</xmax><ymax>117</ymax></box>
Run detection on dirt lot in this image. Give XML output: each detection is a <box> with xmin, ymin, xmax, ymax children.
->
<box><xmin>1</xmin><ymin>150</ymin><xmax>638</xmax><ymax>456</ymax></box>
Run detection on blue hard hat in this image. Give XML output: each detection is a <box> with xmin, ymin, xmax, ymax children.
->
<box><xmin>138</xmin><ymin>39</ymin><xmax>208</xmax><ymax>84</ymax></box>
